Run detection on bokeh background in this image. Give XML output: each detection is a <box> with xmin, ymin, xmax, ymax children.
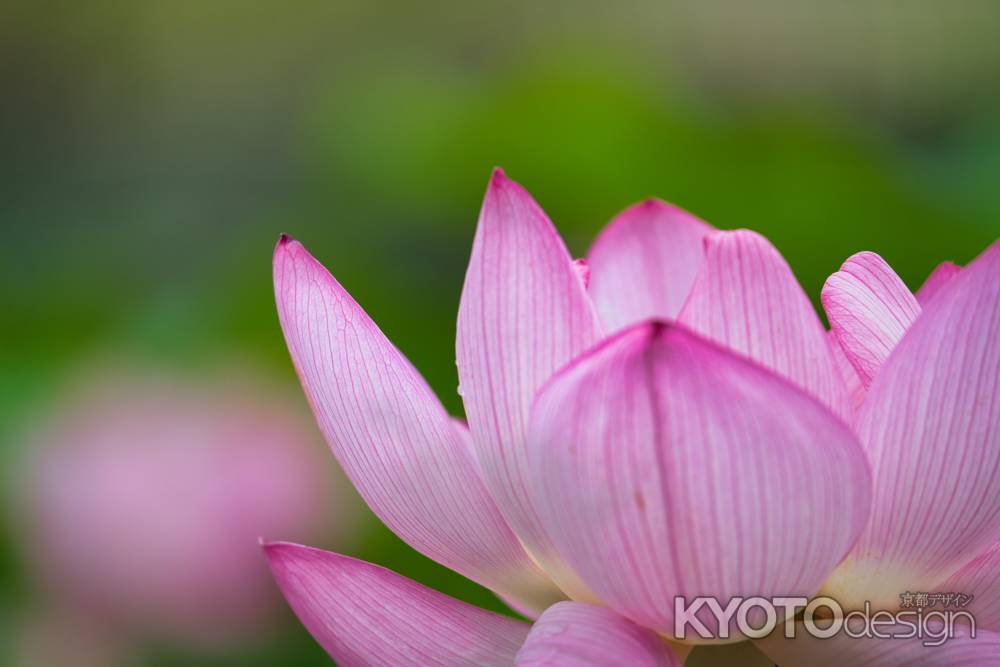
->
<box><xmin>3</xmin><ymin>1</ymin><xmax>1000</xmax><ymax>665</ymax></box>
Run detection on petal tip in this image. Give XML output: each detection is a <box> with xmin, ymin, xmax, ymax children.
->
<box><xmin>635</xmin><ymin>196</ymin><xmax>667</xmax><ymax>212</ymax></box>
<box><xmin>646</xmin><ymin>318</ymin><xmax>672</xmax><ymax>339</ymax></box>
<box><xmin>261</xmin><ymin>539</ymin><xmax>294</xmax><ymax>557</ymax></box>
<box><xmin>490</xmin><ymin>166</ymin><xmax>508</xmax><ymax>186</ymax></box>
<box><xmin>843</xmin><ymin>249</ymin><xmax>878</xmax><ymax>262</ymax></box>
<box><xmin>262</xmin><ymin>539</ymin><xmax>315</xmax><ymax>558</ymax></box>
<box><xmin>275</xmin><ymin>232</ymin><xmax>300</xmax><ymax>254</ymax></box>
<box><xmin>611</xmin><ymin>197</ymin><xmax>701</xmax><ymax>226</ymax></box>
<box><xmin>483</xmin><ymin>167</ymin><xmax>524</xmax><ymax>206</ymax></box>
<box><xmin>273</xmin><ymin>233</ymin><xmax>306</xmax><ymax>261</ymax></box>
<box><xmin>262</xmin><ymin>541</ymin><xmax>333</xmax><ymax>575</ymax></box>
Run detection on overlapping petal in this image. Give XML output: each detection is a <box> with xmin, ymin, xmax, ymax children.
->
<box><xmin>678</xmin><ymin>229</ymin><xmax>851</xmax><ymax>419</ymax></box>
<box><xmin>942</xmin><ymin>541</ymin><xmax>1000</xmax><ymax>632</ymax></box>
<box><xmin>264</xmin><ymin>543</ymin><xmax>529</xmax><ymax>667</ymax></box>
<box><xmin>822</xmin><ymin>252</ymin><xmax>921</xmax><ymax>389</ymax></box>
<box><xmin>274</xmin><ymin>236</ymin><xmax>563</xmax><ymax>612</ymax></box>
<box><xmin>824</xmin><ymin>240</ymin><xmax>1000</xmax><ymax>610</ymax></box>
<box><xmin>456</xmin><ymin>169</ymin><xmax>603</xmax><ymax>597</ymax></box>
<box><xmin>828</xmin><ymin>331</ymin><xmax>868</xmax><ymax>417</ymax></box>
<box><xmin>916</xmin><ymin>261</ymin><xmax>962</xmax><ymax>306</ymax></box>
<box><xmin>757</xmin><ymin>622</ymin><xmax>998</xmax><ymax>667</ymax></box>
<box><xmin>586</xmin><ymin>199</ymin><xmax>712</xmax><ymax>331</ymax></box>
<box><xmin>515</xmin><ymin>602</ymin><xmax>682</xmax><ymax>666</ymax></box>
<box><xmin>528</xmin><ymin>321</ymin><xmax>872</xmax><ymax>638</ymax></box>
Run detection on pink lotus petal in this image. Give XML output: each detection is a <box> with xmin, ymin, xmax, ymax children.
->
<box><xmin>825</xmin><ymin>239</ymin><xmax>1000</xmax><ymax>610</ymax></box>
<box><xmin>942</xmin><ymin>542</ymin><xmax>1000</xmax><ymax>632</ymax></box>
<box><xmin>822</xmin><ymin>252</ymin><xmax>921</xmax><ymax>389</ymax></box>
<box><xmin>528</xmin><ymin>322</ymin><xmax>872</xmax><ymax>639</ymax></box>
<box><xmin>756</xmin><ymin>622</ymin><xmax>998</xmax><ymax>667</ymax></box>
<box><xmin>678</xmin><ymin>229</ymin><xmax>851</xmax><ymax>419</ymax></box>
<box><xmin>586</xmin><ymin>199</ymin><xmax>712</xmax><ymax>331</ymax></box>
<box><xmin>264</xmin><ymin>543</ymin><xmax>529</xmax><ymax>667</ymax></box>
<box><xmin>274</xmin><ymin>236</ymin><xmax>563</xmax><ymax>613</ymax></box>
<box><xmin>456</xmin><ymin>169</ymin><xmax>603</xmax><ymax>597</ymax></box>
<box><xmin>572</xmin><ymin>258</ymin><xmax>591</xmax><ymax>289</ymax></box>
<box><xmin>916</xmin><ymin>261</ymin><xmax>962</xmax><ymax>306</ymax></box>
<box><xmin>515</xmin><ymin>602</ymin><xmax>682</xmax><ymax>666</ymax></box>
<box><xmin>828</xmin><ymin>331</ymin><xmax>868</xmax><ymax>417</ymax></box>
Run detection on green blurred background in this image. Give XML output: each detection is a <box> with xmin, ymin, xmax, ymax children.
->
<box><xmin>2</xmin><ymin>1</ymin><xmax>1000</xmax><ymax>665</ymax></box>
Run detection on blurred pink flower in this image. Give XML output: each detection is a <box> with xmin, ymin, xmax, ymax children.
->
<box><xmin>265</xmin><ymin>168</ymin><xmax>999</xmax><ymax>666</ymax></box>
<box><xmin>19</xmin><ymin>368</ymin><xmax>358</xmax><ymax>654</ymax></box>
<box><xmin>10</xmin><ymin>610</ymin><xmax>124</xmax><ymax>667</ymax></box>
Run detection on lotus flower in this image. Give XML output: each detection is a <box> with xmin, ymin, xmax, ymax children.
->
<box><xmin>266</xmin><ymin>168</ymin><xmax>1000</xmax><ymax>666</ymax></box>
<box><xmin>20</xmin><ymin>369</ymin><xmax>350</xmax><ymax>657</ymax></box>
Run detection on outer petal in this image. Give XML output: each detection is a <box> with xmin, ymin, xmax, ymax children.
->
<box><xmin>274</xmin><ymin>236</ymin><xmax>563</xmax><ymax>612</ymax></box>
<box><xmin>916</xmin><ymin>261</ymin><xmax>962</xmax><ymax>306</ymax></box>
<box><xmin>264</xmin><ymin>543</ymin><xmax>529</xmax><ymax>667</ymax></box>
<box><xmin>515</xmin><ymin>602</ymin><xmax>681</xmax><ymax>666</ymax></box>
<box><xmin>822</xmin><ymin>252</ymin><xmax>921</xmax><ymax>389</ymax></box>
<box><xmin>757</xmin><ymin>623</ymin><xmax>998</xmax><ymax>667</ymax></box>
<box><xmin>456</xmin><ymin>169</ymin><xmax>603</xmax><ymax>597</ymax></box>
<box><xmin>586</xmin><ymin>199</ymin><xmax>712</xmax><ymax>331</ymax></box>
<box><xmin>824</xmin><ymin>239</ymin><xmax>1000</xmax><ymax>611</ymax></box>
<box><xmin>678</xmin><ymin>229</ymin><xmax>851</xmax><ymax>419</ymax></box>
<box><xmin>528</xmin><ymin>322</ymin><xmax>872</xmax><ymax>639</ymax></box>
<box><xmin>942</xmin><ymin>542</ymin><xmax>1000</xmax><ymax>632</ymax></box>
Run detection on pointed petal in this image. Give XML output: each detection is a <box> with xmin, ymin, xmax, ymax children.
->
<box><xmin>824</xmin><ymin>240</ymin><xmax>1000</xmax><ymax>610</ymax></box>
<box><xmin>822</xmin><ymin>252</ymin><xmax>921</xmax><ymax>389</ymax></box>
<box><xmin>916</xmin><ymin>261</ymin><xmax>962</xmax><ymax>306</ymax></box>
<box><xmin>942</xmin><ymin>542</ymin><xmax>1000</xmax><ymax>632</ymax></box>
<box><xmin>264</xmin><ymin>543</ymin><xmax>529</xmax><ymax>667</ymax></box>
<box><xmin>586</xmin><ymin>199</ymin><xmax>712</xmax><ymax>331</ymax></box>
<box><xmin>757</xmin><ymin>623</ymin><xmax>997</xmax><ymax>667</ymax></box>
<box><xmin>528</xmin><ymin>322</ymin><xmax>872</xmax><ymax>639</ymax></box>
<box><xmin>678</xmin><ymin>229</ymin><xmax>850</xmax><ymax>419</ymax></box>
<box><xmin>274</xmin><ymin>236</ymin><xmax>562</xmax><ymax>612</ymax></box>
<box><xmin>515</xmin><ymin>602</ymin><xmax>681</xmax><ymax>666</ymax></box>
<box><xmin>456</xmin><ymin>169</ymin><xmax>603</xmax><ymax>597</ymax></box>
